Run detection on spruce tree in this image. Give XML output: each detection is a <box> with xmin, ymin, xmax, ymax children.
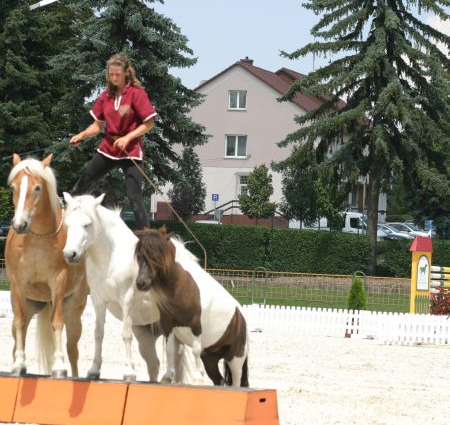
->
<box><xmin>49</xmin><ymin>0</ymin><xmax>207</xmax><ymax>195</ymax></box>
<box><xmin>0</xmin><ymin>0</ymin><xmax>79</xmax><ymax>185</ymax></box>
<box><xmin>280</xmin><ymin>0</ymin><xmax>450</xmax><ymax>274</ymax></box>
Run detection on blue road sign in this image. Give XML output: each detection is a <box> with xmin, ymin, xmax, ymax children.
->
<box><xmin>212</xmin><ymin>194</ymin><xmax>219</xmax><ymax>202</ymax></box>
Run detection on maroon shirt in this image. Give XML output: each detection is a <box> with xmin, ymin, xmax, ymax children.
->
<box><xmin>90</xmin><ymin>85</ymin><xmax>157</xmax><ymax>160</ymax></box>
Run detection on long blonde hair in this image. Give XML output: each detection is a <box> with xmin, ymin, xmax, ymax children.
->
<box><xmin>106</xmin><ymin>53</ymin><xmax>142</xmax><ymax>97</ymax></box>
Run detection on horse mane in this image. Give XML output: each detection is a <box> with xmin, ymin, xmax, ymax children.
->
<box><xmin>64</xmin><ymin>195</ymin><xmax>125</xmax><ymax>229</ymax></box>
<box><xmin>170</xmin><ymin>237</ymin><xmax>200</xmax><ymax>264</ymax></box>
<box><xmin>8</xmin><ymin>157</ymin><xmax>59</xmax><ymax>212</ymax></box>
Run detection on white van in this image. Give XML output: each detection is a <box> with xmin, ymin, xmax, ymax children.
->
<box><xmin>289</xmin><ymin>211</ymin><xmax>367</xmax><ymax>234</ymax></box>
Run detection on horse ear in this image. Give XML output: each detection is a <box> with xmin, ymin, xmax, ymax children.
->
<box><xmin>42</xmin><ymin>154</ymin><xmax>53</xmax><ymax>167</ymax></box>
<box><xmin>13</xmin><ymin>153</ymin><xmax>21</xmax><ymax>166</ymax></box>
<box><xmin>158</xmin><ymin>225</ymin><xmax>167</xmax><ymax>235</ymax></box>
<box><xmin>63</xmin><ymin>192</ymin><xmax>73</xmax><ymax>205</ymax></box>
<box><xmin>94</xmin><ymin>193</ymin><xmax>105</xmax><ymax>206</ymax></box>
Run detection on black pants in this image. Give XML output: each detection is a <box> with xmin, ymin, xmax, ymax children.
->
<box><xmin>71</xmin><ymin>153</ymin><xmax>149</xmax><ymax>229</ymax></box>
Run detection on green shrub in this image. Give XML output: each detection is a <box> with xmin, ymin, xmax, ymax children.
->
<box><xmin>347</xmin><ymin>275</ymin><xmax>367</xmax><ymax>310</ymax></box>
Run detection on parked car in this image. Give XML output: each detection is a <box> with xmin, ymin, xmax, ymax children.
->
<box><xmin>120</xmin><ymin>211</ymin><xmax>136</xmax><ymax>229</ymax></box>
<box><xmin>0</xmin><ymin>221</ymin><xmax>10</xmax><ymax>237</ymax></box>
<box><xmin>194</xmin><ymin>220</ymin><xmax>222</xmax><ymax>225</ymax></box>
<box><xmin>387</xmin><ymin>222</ymin><xmax>430</xmax><ymax>238</ymax></box>
<box><xmin>377</xmin><ymin>224</ymin><xmax>415</xmax><ymax>241</ymax></box>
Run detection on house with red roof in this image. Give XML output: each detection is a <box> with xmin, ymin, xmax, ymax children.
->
<box><xmin>155</xmin><ymin>58</ymin><xmax>387</xmax><ymax>225</ymax></box>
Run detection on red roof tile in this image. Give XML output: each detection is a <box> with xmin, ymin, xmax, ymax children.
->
<box><xmin>195</xmin><ymin>59</ymin><xmax>344</xmax><ymax>112</ymax></box>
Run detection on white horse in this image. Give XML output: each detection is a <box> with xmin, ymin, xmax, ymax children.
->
<box><xmin>135</xmin><ymin>227</ymin><xmax>249</xmax><ymax>387</ymax></box>
<box><xmin>61</xmin><ymin>193</ymin><xmax>188</xmax><ymax>382</ymax></box>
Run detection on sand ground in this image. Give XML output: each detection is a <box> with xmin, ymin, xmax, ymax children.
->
<box><xmin>1</xmin><ymin>313</ymin><xmax>449</xmax><ymax>425</ymax></box>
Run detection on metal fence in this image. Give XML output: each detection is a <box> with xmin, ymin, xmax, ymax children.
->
<box><xmin>0</xmin><ymin>260</ymin><xmax>411</xmax><ymax>313</ymax></box>
<box><xmin>208</xmin><ymin>268</ymin><xmax>410</xmax><ymax>313</ymax></box>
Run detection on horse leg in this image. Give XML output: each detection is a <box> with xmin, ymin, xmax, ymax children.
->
<box><xmin>160</xmin><ymin>333</ymin><xmax>177</xmax><ymax>384</ymax></box>
<box><xmin>174</xmin><ymin>339</ymin><xmax>194</xmax><ymax>384</ymax></box>
<box><xmin>201</xmin><ymin>352</ymin><xmax>224</xmax><ymax>386</ymax></box>
<box><xmin>10</xmin><ymin>296</ymin><xmax>38</xmax><ymax>375</ymax></box>
<box><xmin>87</xmin><ymin>301</ymin><xmax>107</xmax><ymax>379</ymax></box>
<box><xmin>132</xmin><ymin>323</ymin><xmax>160</xmax><ymax>382</ymax></box>
<box><xmin>191</xmin><ymin>336</ymin><xmax>206</xmax><ymax>385</ymax></box>
<box><xmin>51</xmin><ymin>295</ymin><xmax>68</xmax><ymax>378</ymax></box>
<box><xmin>122</xmin><ymin>289</ymin><xmax>137</xmax><ymax>381</ymax></box>
<box><xmin>226</xmin><ymin>356</ymin><xmax>249</xmax><ymax>387</ymax></box>
<box><xmin>63</xmin><ymin>285</ymin><xmax>88</xmax><ymax>378</ymax></box>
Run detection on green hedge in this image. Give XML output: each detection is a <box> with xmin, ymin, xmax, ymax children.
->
<box><xmin>270</xmin><ymin>228</ymin><xmax>369</xmax><ymax>274</ymax></box>
<box><xmin>2</xmin><ymin>222</ymin><xmax>449</xmax><ymax>278</ymax></box>
<box><xmin>382</xmin><ymin>238</ymin><xmax>450</xmax><ymax>277</ymax></box>
<box><xmin>155</xmin><ymin>222</ymin><xmax>369</xmax><ymax>274</ymax></box>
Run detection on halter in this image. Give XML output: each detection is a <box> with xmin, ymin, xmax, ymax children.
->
<box><xmin>28</xmin><ymin>209</ymin><xmax>65</xmax><ymax>239</ymax></box>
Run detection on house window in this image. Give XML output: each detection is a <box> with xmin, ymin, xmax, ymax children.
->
<box><xmin>237</xmin><ymin>174</ymin><xmax>249</xmax><ymax>196</ymax></box>
<box><xmin>228</xmin><ymin>90</ymin><xmax>247</xmax><ymax>110</ymax></box>
<box><xmin>226</xmin><ymin>135</ymin><xmax>247</xmax><ymax>158</ymax></box>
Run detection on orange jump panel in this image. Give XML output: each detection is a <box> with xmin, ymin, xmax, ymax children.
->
<box><xmin>123</xmin><ymin>384</ymin><xmax>279</xmax><ymax>425</ymax></box>
<box><xmin>0</xmin><ymin>373</ymin><xmax>20</xmax><ymax>422</ymax></box>
<box><xmin>13</xmin><ymin>376</ymin><xmax>128</xmax><ymax>425</ymax></box>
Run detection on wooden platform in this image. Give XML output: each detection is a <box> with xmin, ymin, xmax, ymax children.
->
<box><xmin>0</xmin><ymin>372</ymin><xmax>279</xmax><ymax>425</ymax></box>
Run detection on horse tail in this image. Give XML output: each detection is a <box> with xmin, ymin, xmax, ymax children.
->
<box><xmin>224</xmin><ymin>357</ymin><xmax>249</xmax><ymax>387</ymax></box>
<box><xmin>36</xmin><ymin>303</ymin><xmax>55</xmax><ymax>375</ymax></box>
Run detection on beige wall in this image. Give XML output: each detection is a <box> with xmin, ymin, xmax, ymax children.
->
<box><xmin>159</xmin><ymin>66</ymin><xmax>304</xmax><ymax>213</ymax></box>
<box><xmin>155</xmin><ymin>65</ymin><xmax>386</xmax><ymax>218</ymax></box>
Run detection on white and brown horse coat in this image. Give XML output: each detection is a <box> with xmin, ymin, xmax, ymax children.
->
<box><xmin>135</xmin><ymin>228</ymin><xmax>249</xmax><ymax>387</ymax></box>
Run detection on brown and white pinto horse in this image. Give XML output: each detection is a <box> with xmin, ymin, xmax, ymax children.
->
<box><xmin>135</xmin><ymin>228</ymin><xmax>249</xmax><ymax>387</ymax></box>
<box><xmin>5</xmin><ymin>154</ymin><xmax>88</xmax><ymax>377</ymax></box>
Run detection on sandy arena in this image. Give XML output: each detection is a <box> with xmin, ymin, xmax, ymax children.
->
<box><xmin>1</xmin><ymin>312</ymin><xmax>449</xmax><ymax>425</ymax></box>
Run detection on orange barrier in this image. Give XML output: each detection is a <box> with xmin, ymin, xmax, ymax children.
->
<box><xmin>124</xmin><ymin>383</ymin><xmax>279</xmax><ymax>425</ymax></box>
<box><xmin>0</xmin><ymin>373</ymin><xmax>279</xmax><ymax>425</ymax></box>
<box><xmin>0</xmin><ymin>373</ymin><xmax>20</xmax><ymax>422</ymax></box>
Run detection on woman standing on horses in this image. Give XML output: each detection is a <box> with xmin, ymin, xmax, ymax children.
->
<box><xmin>70</xmin><ymin>53</ymin><xmax>157</xmax><ymax>230</ymax></box>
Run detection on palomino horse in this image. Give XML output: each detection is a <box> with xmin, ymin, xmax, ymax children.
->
<box><xmin>62</xmin><ymin>193</ymin><xmax>190</xmax><ymax>382</ymax></box>
<box><xmin>135</xmin><ymin>227</ymin><xmax>249</xmax><ymax>387</ymax></box>
<box><xmin>5</xmin><ymin>154</ymin><xmax>88</xmax><ymax>377</ymax></box>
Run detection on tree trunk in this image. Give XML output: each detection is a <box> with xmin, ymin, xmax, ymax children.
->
<box><xmin>366</xmin><ymin>174</ymin><xmax>380</xmax><ymax>276</ymax></box>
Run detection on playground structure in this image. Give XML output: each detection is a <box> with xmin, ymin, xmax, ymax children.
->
<box><xmin>0</xmin><ymin>372</ymin><xmax>279</xmax><ymax>425</ymax></box>
<box><xmin>409</xmin><ymin>235</ymin><xmax>450</xmax><ymax>314</ymax></box>
<box><xmin>430</xmin><ymin>265</ymin><xmax>450</xmax><ymax>292</ymax></box>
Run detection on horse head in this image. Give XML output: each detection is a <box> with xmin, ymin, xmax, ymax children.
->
<box><xmin>8</xmin><ymin>153</ymin><xmax>58</xmax><ymax>235</ymax></box>
<box><xmin>135</xmin><ymin>227</ymin><xmax>175</xmax><ymax>292</ymax></box>
<box><xmin>62</xmin><ymin>192</ymin><xmax>105</xmax><ymax>264</ymax></box>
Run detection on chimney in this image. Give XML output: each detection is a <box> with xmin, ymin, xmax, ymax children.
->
<box><xmin>240</xmin><ymin>56</ymin><xmax>253</xmax><ymax>65</ymax></box>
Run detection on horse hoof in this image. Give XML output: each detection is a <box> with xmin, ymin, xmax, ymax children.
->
<box><xmin>87</xmin><ymin>372</ymin><xmax>100</xmax><ymax>380</ymax></box>
<box><xmin>123</xmin><ymin>374</ymin><xmax>137</xmax><ymax>382</ymax></box>
<box><xmin>52</xmin><ymin>370</ymin><xmax>68</xmax><ymax>379</ymax></box>
<box><xmin>11</xmin><ymin>366</ymin><xmax>26</xmax><ymax>376</ymax></box>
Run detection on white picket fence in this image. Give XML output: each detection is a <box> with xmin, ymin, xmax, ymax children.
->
<box><xmin>1</xmin><ymin>292</ymin><xmax>449</xmax><ymax>346</ymax></box>
<box><xmin>243</xmin><ymin>304</ymin><xmax>450</xmax><ymax>345</ymax></box>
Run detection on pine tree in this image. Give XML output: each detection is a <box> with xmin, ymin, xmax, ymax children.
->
<box><xmin>168</xmin><ymin>147</ymin><xmax>206</xmax><ymax>221</ymax></box>
<box><xmin>49</xmin><ymin>0</ymin><xmax>207</xmax><ymax>195</ymax></box>
<box><xmin>239</xmin><ymin>165</ymin><xmax>277</xmax><ymax>220</ymax></box>
<box><xmin>0</xmin><ymin>0</ymin><xmax>80</xmax><ymax>185</ymax></box>
<box><xmin>347</xmin><ymin>274</ymin><xmax>367</xmax><ymax>311</ymax></box>
<box><xmin>280</xmin><ymin>0</ymin><xmax>450</xmax><ymax>274</ymax></box>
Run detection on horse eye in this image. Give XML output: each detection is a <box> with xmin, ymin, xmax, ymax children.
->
<box><xmin>34</xmin><ymin>185</ymin><xmax>42</xmax><ymax>192</ymax></box>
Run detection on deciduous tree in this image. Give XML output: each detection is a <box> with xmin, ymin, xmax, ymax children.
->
<box><xmin>239</xmin><ymin>164</ymin><xmax>277</xmax><ymax>220</ymax></box>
